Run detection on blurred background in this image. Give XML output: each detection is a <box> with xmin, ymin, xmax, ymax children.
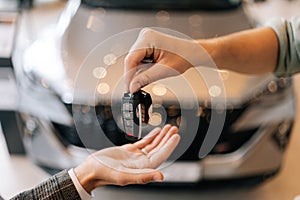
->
<box><xmin>0</xmin><ymin>0</ymin><xmax>300</xmax><ymax>199</ymax></box>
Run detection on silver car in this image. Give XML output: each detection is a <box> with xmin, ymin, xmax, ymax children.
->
<box><xmin>15</xmin><ymin>0</ymin><xmax>295</xmax><ymax>184</ymax></box>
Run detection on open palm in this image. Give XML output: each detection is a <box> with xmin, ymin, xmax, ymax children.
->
<box><xmin>97</xmin><ymin>124</ymin><xmax>179</xmax><ymax>169</ymax></box>
<box><xmin>88</xmin><ymin>124</ymin><xmax>180</xmax><ymax>186</ymax></box>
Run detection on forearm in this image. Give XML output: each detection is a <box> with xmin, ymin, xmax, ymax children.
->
<box><xmin>198</xmin><ymin>27</ymin><xmax>278</xmax><ymax>74</ymax></box>
<box><xmin>10</xmin><ymin>170</ymin><xmax>80</xmax><ymax>200</ymax></box>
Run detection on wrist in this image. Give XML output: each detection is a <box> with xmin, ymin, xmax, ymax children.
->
<box><xmin>198</xmin><ymin>38</ymin><xmax>220</xmax><ymax>68</ymax></box>
<box><xmin>74</xmin><ymin>156</ymin><xmax>105</xmax><ymax>194</ymax></box>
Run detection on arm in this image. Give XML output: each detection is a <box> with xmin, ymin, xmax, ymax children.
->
<box><xmin>200</xmin><ymin>17</ymin><xmax>300</xmax><ymax>76</ymax></box>
<box><xmin>124</xmin><ymin>27</ymin><xmax>278</xmax><ymax>93</ymax></box>
<box><xmin>125</xmin><ymin>17</ymin><xmax>300</xmax><ymax>93</ymax></box>
<box><xmin>198</xmin><ymin>27</ymin><xmax>278</xmax><ymax>74</ymax></box>
<box><xmin>10</xmin><ymin>170</ymin><xmax>81</xmax><ymax>200</ymax></box>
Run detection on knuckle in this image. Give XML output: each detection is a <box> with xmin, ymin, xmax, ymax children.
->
<box><xmin>137</xmin><ymin>175</ymin><xmax>152</xmax><ymax>184</ymax></box>
<box><xmin>115</xmin><ymin>175</ymin><xmax>127</xmax><ymax>186</ymax></box>
<box><xmin>124</xmin><ymin>55</ymin><xmax>139</xmax><ymax>70</ymax></box>
<box><xmin>118</xmin><ymin>180</ymin><xmax>127</xmax><ymax>186</ymax></box>
<box><xmin>140</xmin><ymin>177</ymin><xmax>149</xmax><ymax>184</ymax></box>
<box><xmin>139</xmin><ymin>28</ymin><xmax>155</xmax><ymax>38</ymax></box>
<box><xmin>124</xmin><ymin>54</ymin><xmax>132</xmax><ymax>65</ymax></box>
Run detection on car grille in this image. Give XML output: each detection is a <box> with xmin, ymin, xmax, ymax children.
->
<box><xmin>52</xmin><ymin>77</ymin><xmax>294</xmax><ymax>160</ymax></box>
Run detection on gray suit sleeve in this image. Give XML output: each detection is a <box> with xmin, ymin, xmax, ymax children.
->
<box><xmin>10</xmin><ymin>170</ymin><xmax>81</xmax><ymax>200</ymax></box>
<box><xmin>267</xmin><ymin>16</ymin><xmax>300</xmax><ymax>76</ymax></box>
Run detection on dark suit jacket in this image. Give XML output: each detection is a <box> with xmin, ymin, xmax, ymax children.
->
<box><xmin>9</xmin><ymin>170</ymin><xmax>81</xmax><ymax>200</ymax></box>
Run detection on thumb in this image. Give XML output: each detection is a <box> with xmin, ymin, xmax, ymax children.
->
<box><xmin>134</xmin><ymin>171</ymin><xmax>164</xmax><ymax>185</ymax></box>
<box><xmin>129</xmin><ymin>71</ymin><xmax>152</xmax><ymax>93</ymax></box>
<box><xmin>129</xmin><ymin>63</ymin><xmax>181</xmax><ymax>93</ymax></box>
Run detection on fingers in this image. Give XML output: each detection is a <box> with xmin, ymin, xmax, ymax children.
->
<box><xmin>151</xmin><ymin>126</ymin><xmax>179</xmax><ymax>152</ymax></box>
<box><xmin>129</xmin><ymin>62</ymin><xmax>181</xmax><ymax>93</ymax></box>
<box><xmin>124</xmin><ymin>29</ymin><xmax>155</xmax><ymax>92</ymax></box>
<box><xmin>134</xmin><ymin>124</ymin><xmax>179</xmax><ymax>159</ymax></box>
<box><xmin>135</xmin><ymin>127</ymin><xmax>161</xmax><ymax>149</ymax></box>
<box><xmin>149</xmin><ymin>133</ymin><xmax>181</xmax><ymax>168</ymax></box>
<box><xmin>124</xmin><ymin>49</ymin><xmax>149</xmax><ymax>92</ymax></box>
<box><xmin>141</xmin><ymin>124</ymin><xmax>172</xmax><ymax>153</ymax></box>
<box><xmin>135</xmin><ymin>125</ymin><xmax>180</xmax><ymax>169</ymax></box>
<box><xmin>124</xmin><ymin>28</ymin><xmax>163</xmax><ymax>92</ymax></box>
<box><xmin>129</xmin><ymin>69</ymin><xmax>152</xmax><ymax>93</ymax></box>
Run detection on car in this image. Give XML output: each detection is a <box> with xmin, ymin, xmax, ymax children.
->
<box><xmin>15</xmin><ymin>0</ymin><xmax>295</xmax><ymax>184</ymax></box>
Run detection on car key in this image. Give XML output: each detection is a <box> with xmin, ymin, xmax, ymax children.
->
<box><xmin>122</xmin><ymin>90</ymin><xmax>152</xmax><ymax>141</ymax></box>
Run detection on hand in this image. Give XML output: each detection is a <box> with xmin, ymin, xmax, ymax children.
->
<box><xmin>74</xmin><ymin>124</ymin><xmax>180</xmax><ymax>193</ymax></box>
<box><xmin>124</xmin><ymin>28</ymin><xmax>209</xmax><ymax>93</ymax></box>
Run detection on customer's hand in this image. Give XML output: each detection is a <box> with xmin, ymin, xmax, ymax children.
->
<box><xmin>74</xmin><ymin>124</ymin><xmax>180</xmax><ymax>193</ymax></box>
<box><xmin>124</xmin><ymin>28</ymin><xmax>209</xmax><ymax>93</ymax></box>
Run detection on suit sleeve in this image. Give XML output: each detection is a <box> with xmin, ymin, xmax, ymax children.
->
<box><xmin>267</xmin><ymin>16</ymin><xmax>300</xmax><ymax>76</ymax></box>
<box><xmin>10</xmin><ymin>170</ymin><xmax>81</xmax><ymax>200</ymax></box>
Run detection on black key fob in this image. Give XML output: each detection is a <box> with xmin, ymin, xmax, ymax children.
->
<box><xmin>122</xmin><ymin>90</ymin><xmax>152</xmax><ymax>141</ymax></box>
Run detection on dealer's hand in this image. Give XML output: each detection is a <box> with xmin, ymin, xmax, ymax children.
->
<box><xmin>124</xmin><ymin>28</ymin><xmax>209</xmax><ymax>93</ymax></box>
<box><xmin>74</xmin><ymin>124</ymin><xmax>180</xmax><ymax>193</ymax></box>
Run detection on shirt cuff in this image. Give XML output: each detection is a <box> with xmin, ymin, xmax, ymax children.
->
<box><xmin>68</xmin><ymin>168</ymin><xmax>94</xmax><ymax>200</ymax></box>
<box><xmin>266</xmin><ymin>17</ymin><xmax>300</xmax><ymax>76</ymax></box>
